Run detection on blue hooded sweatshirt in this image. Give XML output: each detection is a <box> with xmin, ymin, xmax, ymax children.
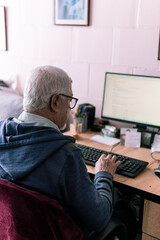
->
<box><xmin>0</xmin><ymin>118</ymin><xmax>113</xmax><ymax>239</ymax></box>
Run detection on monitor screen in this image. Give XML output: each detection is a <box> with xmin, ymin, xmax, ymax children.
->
<box><xmin>101</xmin><ymin>72</ymin><xmax>160</xmax><ymax>129</ymax></box>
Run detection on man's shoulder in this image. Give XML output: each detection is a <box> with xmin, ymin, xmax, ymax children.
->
<box><xmin>63</xmin><ymin>141</ymin><xmax>80</xmax><ymax>153</ymax></box>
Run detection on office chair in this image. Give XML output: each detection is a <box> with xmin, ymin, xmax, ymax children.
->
<box><xmin>0</xmin><ymin>178</ymin><xmax>83</xmax><ymax>240</ymax></box>
<box><xmin>88</xmin><ymin>217</ymin><xmax>128</xmax><ymax>240</ymax></box>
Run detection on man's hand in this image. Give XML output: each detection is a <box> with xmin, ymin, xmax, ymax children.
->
<box><xmin>95</xmin><ymin>154</ymin><xmax>121</xmax><ymax>176</ymax></box>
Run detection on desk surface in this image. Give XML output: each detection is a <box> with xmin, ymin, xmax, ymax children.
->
<box><xmin>65</xmin><ymin>130</ymin><xmax>160</xmax><ymax>203</ymax></box>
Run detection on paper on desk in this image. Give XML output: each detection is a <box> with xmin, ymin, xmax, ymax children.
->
<box><xmin>151</xmin><ymin>134</ymin><xmax>160</xmax><ymax>152</ymax></box>
<box><xmin>120</xmin><ymin>127</ymin><xmax>137</xmax><ymax>134</ymax></box>
<box><xmin>90</xmin><ymin>135</ymin><xmax>120</xmax><ymax>146</ymax></box>
<box><xmin>125</xmin><ymin>132</ymin><xmax>141</xmax><ymax>147</ymax></box>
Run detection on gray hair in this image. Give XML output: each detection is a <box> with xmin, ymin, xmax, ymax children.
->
<box><xmin>23</xmin><ymin>65</ymin><xmax>72</xmax><ymax>110</ymax></box>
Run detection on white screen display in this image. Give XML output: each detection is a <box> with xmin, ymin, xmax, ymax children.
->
<box><xmin>101</xmin><ymin>73</ymin><xmax>160</xmax><ymax>127</ymax></box>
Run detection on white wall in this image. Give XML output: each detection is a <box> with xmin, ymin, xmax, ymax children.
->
<box><xmin>0</xmin><ymin>0</ymin><xmax>160</xmax><ymax>117</ymax></box>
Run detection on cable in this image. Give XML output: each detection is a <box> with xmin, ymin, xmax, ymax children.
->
<box><xmin>151</xmin><ymin>151</ymin><xmax>160</xmax><ymax>161</ymax></box>
<box><xmin>110</xmin><ymin>142</ymin><xmax>121</xmax><ymax>153</ymax></box>
<box><xmin>150</xmin><ymin>152</ymin><xmax>160</xmax><ymax>169</ymax></box>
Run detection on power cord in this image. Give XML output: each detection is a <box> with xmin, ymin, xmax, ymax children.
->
<box><xmin>110</xmin><ymin>142</ymin><xmax>121</xmax><ymax>153</ymax></box>
<box><xmin>150</xmin><ymin>151</ymin><xmax>160</xmax><ymax>171</ymax></box>
<box><xmin>151</xmin><ymin>151</ymin><xmax>160</xmax><ymax>161</ymax></box>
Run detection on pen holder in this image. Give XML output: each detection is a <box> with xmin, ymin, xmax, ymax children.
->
<box><xmin>74</xmin><ymin>116</ymin><xmax>88</xmax><ymax>133</ymax></box>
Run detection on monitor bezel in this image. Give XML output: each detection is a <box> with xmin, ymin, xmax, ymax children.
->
<box><xmin>101</xmin><ymin>72</ymin><xmax>160</xmax><ymax>129</ymax></box>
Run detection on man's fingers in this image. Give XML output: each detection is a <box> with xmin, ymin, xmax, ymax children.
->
<box><xmin>116</xmin><ymin>160</ymin><xmax>121</xmax><ymax>166</ymax></box>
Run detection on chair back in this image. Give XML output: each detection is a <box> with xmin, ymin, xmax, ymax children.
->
<box><xmin>0</xmin><ymin>179</ymin><xmax>83</xmax><ymax>240</ymax></box>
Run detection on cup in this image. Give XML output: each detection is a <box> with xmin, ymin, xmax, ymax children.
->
<box><xmin>74</xmin><ymin>116</ymin><xmax>88</xmax><ymax>133</ymax></box>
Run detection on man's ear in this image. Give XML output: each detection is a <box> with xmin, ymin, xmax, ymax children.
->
<box><xmin>50</xmin><ymin>95</ymin><xmax>59</xmax><ymax>112</ymax></box>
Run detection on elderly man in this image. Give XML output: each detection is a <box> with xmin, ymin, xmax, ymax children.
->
<box><xmin>0</xmin><ymin>65</ymin><xmax>121</xmax><ymax>239</ymax></box>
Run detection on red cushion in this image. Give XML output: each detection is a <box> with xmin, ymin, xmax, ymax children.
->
<box><xmin>0</xmin><ymin>179</ymin><xmax>83</xmax><ymax>240</ymax></box>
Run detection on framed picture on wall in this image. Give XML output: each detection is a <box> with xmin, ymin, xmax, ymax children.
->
<box><xmin>0</xmin><ymin>6</ymin><xmax>7</xmax><ymax>51</ymax></box>
<box><xmin>158</xmin><ymin>34</ymin><xmax>160</xmax><ymax>60</ymax></box>
<box><xmin>54</xmin><ymin>0</ymin><xmax>89</xmax><ymax>26</ymax></box>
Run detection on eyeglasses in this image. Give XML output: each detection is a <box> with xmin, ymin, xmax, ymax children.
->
<box><xmin>59</xmin><ymin>93</ymin><xmax>78</xmax><ymax>109</ymax></box>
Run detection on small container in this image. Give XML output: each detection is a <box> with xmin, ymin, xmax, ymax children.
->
<box><xmin>74</xmin><ymin>116</ymin><xmax>88</xmax><ymax>133</ymax></box>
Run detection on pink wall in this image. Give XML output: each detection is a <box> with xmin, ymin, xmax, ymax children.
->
<box><xmin>0</xmin><ymin>0</ymin><xmax>160</xmax><ymax>117</ymax></box>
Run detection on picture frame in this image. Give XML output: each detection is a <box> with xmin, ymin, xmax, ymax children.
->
<box><xmin>158</xmin><ymin>34</ymin><xmax>160</xmax><ymax>60</ymax></box>
<box><xmin>141</xmin><ymin>131</ymin><xmax>154</xmax><ymax>148</ymax></box>
<box><xmin>54</xmin><ymin>0</ymin><xmax>89</xmax><ymax>26</ymax></box>
<box><xmin>0</xmin><ymin>6</ymin><xmax>7</xmax><ymax>51</ymax></box>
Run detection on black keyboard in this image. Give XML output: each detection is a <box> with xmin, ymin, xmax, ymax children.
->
<box><xmin>76</xmin><ymin>144</ymin><xmax>148</xmax><ymax>178</ymax></box>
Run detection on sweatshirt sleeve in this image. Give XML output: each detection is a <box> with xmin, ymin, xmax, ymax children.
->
<box><xmin>59</xmin><ymin>149</ymin><xmax>113</xmax><ymax>232</ymax></box>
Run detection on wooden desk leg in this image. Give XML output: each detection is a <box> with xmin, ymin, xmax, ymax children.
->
<box><xmin>142</xmin><ymin>200</ymin><xmax>160</xmax><ymax>240</ymax></box>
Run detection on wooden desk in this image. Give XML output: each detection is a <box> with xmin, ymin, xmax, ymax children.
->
<box><xmin>65</xmin><ymin>130</ymin><xmax>160</xmax><ymax>240</ymax></box>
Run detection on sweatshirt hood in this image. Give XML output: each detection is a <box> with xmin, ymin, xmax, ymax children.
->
<box><xmin>0</xmin><ymin>118</ymin><xmax>74</xmax><ymax>180</ymax></box>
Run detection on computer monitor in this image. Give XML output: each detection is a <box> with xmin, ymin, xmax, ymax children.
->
<box><xmin>101</xmin><ymin>72</ymin><xmax>160</xmax><ymax>129</ymax></box>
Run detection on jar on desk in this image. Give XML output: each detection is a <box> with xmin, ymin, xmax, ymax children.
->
<box><xmin>74</xmin><ymin>115</ymin><xmax>88</xmax><ymax>133</ymax></box>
